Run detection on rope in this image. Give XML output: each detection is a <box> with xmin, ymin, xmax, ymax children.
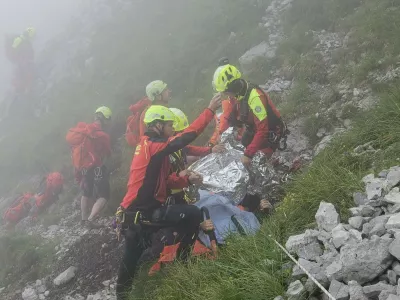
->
<box><xmin>268</xmin><ymin>235</ymin><xmax>336</xmax><ymax>300</ymax></box>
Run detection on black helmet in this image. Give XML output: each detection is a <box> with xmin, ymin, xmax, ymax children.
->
<box><xmin>218</xmin><ymin>57</ymin><xmax>229</xmax><ymax>67</ymax></box>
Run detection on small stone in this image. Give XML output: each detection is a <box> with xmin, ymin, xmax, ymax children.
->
<box><xmin>389</xmin><ymin>239</ymin><xmax>400</xmax><ymax>260</ymax></box>
<box><xmin>39</xmin><ymin>295</ymin><xmax>45</xmax><ymax>300</ymax></box>
<box><xmin>348</xmin><ymin>280</ymin><xmax>368</xmax><ymax>300</ymax></box>
<box><xmin>286</xmin><ymin>280</ymin><xmax>306</xmax><ymax>300</ymax></box>
<box><xmin>304</xmin><ymin>278</ymin><xmax>318</xmax><ymax>295</ymax></box>
<box><xmin>22</xmin><ymin>288</ymin><xmax>38</xmax><ymax>300</ymax></box>
<box><xmin>286</xmin><ymin>231</ymin><xmax>322</xmax><ymax>261</ymax></box>
<box><xmin>332</xmin><ymin>224</ymin><xmax>350</xmax><ymax>249</ymax></box>
<box><xmin>363</xmin><ymin>282</ymin><xmax>396</xmax><ymax>298</ymax></box>
<box><xmin>387</xmin><ymin>295</ymin><xmax>400</xmax><ymax>300</ymax></box>
<box><xmin>393</xmin><ymin>261</ymin><xmax>400</xmax><ymax>276</ymax></box>
<box><xmin>388</xmin><ymin>270</ymin><xmax>398</xmax><ymax>285</ymax></box>
<box><xmin>35</xmin><ymin>280</ymin><xmax>42</xmax><ymax>287</ymax></box>
<box><xmin>363</xmin><ymin>215</ymin><xmax>391</xmax><ymax>237</ymax></box>
<box><xmin>53</xmin><ymin>266</ymin><xmax>77</xmax><ymax>286</ymax></box>
<box><xmin>386</xmin><ymin>214</ymin><xmax>400</xmax><ymax>231</ymax></box>
<box><xmin>366</xmin><ymin>178</ymin><xmax>387</xmax><ymax>200</ymax></box>
<box><xmin>380</xmin><ymin>290</ymin><xmax>393</xmax><ymax>300</ymax></box>
<box><xmin>385</xmin><ymin>188</ymin><xmax>400</xmax><ymax>205</ymax></box>
<box><xmin>273</xmin><ymin>297</ymin><xmax>284</xmax><ymax>300</ymax></box>
<box><xmin>292</xmin><ymin>259</ymin><xmax>322</xmax><ymax>278</ymax></box>
<box><xmin>102</xmin><ymin>280</ymin><xmax>110</xmax><ymax>287</ymax></box>
<box><xmin>328</xmin><ymin>280</ymin><xmax>349</xmax><ymax>300</ymax></box>
<box><xmin>349</xmin><ymin>217</ymin><xmax>364</xmax><ymax>230</ymax></box>
<box><xmin>353</xmin><ymin>192</ymin><xmax>368</xmax><ymax>206</ymax></box>
<box><xmin>387</xmin><ymin>166</ymin><xmax>400</xmax><ymax>190</ymax></box>
<box><xmin>389</xmin><ymin>204</ymin><xmax>400</xmax><ymax>214</ymax></box>
<box><xmin>316</xmin><ymin>202</ymin><xmax>340</xmax><ymax>232</ymax></box>
<box><xmin>44</xmin><ymin>291</ymin><xmax>49</xmax><ymax>297</ymax></box>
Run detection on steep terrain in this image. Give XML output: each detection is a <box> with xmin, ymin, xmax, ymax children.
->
<box><xmin>2</xmin><ymin>0</ymin><xmax>400</xmax><ymax>299</ymax></box>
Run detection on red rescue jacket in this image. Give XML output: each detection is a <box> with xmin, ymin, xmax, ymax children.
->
<box><xmin>120</xmin><ymin>108</ymin><xmax>215</xmax><ymax>212</ymax></box>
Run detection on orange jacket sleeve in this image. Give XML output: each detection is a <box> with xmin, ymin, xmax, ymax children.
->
<box><xmin>185</xmin><ymin>145</ymin><xmax>212</xmax><ymax>157</ymax></box>
<box><xmin>219</xmin><ymin>99</ymin><xmax>234</xmax><ymax>134</ymax></box>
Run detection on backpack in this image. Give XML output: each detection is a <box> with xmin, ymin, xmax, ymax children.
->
<box><xmin>125</xmin><ymin>97</ymin><xmax>151</xmax><ymax>147</ymax></box>
<box><xmin>66</xmin><ymin>122</ymin><xmax>100</xmax><ymax>170</ymax></box>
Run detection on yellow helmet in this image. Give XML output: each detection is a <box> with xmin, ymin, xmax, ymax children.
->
<box><xmin>25</xmin><ymin>27</ymin><xmax>36</xmax><ymax>38</ymax></box>
<box><xmin>146</xmin><ymin>80</ymin><xmax>168</xmax><ymax>101</ymax></box>
<box><xmin>212</xmin><ymin>64</ymin><xmax>242</xmax><ymax>92</ymax></box>
<box><xmin>144</xmin><ymin>105</ymin><xmax>176</xmax><ymax>125</ymax></box>
<box><xmin>95</xmin><ymin>106</ymin><xmax>112</xmax><ymax>119</ymax></box>
<box><xmin>170</xmin><ymin>108</ymin><xmax>189</xmax><ymax>132</ymax></box>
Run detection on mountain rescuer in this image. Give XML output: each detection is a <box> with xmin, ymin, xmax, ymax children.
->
<box><xmin>4</xmin><ymin>27</ymin><xmax>36</xmax><ymax>93</ymax></box>
<box><xmin>66</xmin><ymin>106</ymin><xmax>112</xmax><ymax>228</ymax></box>
<box><xmin>212</xmin><ymin>64</ymin><xmax>288</xmax><ymax>168</ymax></box>
<box><xmin>115</xmin><ymin>94</ymin><xmax>221</xmax><ymax>299</ymax></box>
<box><xmin>125</xmin><ymin>80</ymin><xmax>171</xmax><ymax>148</ymax></box>
<box><xmin>169</xmin><ymin>107</ymin><xmax>225</xmax><ymax>204</ymax></box>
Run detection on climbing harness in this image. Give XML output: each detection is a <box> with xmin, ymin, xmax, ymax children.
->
<box><xmin>268</xmin><ymin>235</ymin><xmax>336</xmax><ymax>300</ymax></box>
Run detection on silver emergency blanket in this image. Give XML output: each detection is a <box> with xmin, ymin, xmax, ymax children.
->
<box><xmin>189</xmin><ymin>128</ymin><xmax>276</xmax><ymax>204</ymax></box>
<box><xmin>194</xmin><ymin>190</ymin><xmax>260</xmax><ymax>247</ymax></box>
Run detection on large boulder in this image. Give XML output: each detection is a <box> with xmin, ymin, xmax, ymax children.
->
<box><xmin>285</xmin><ymin>230</ymin><xmax>323</xmax><ymax>261</ymax></box>
<box><xmin>316</xmin><ymin>202</ymin><xmax>340</xmax><ymax>232</ymax></box>
<box><xmin>325</xmin><ymin>236</ymin><xmax>393</xmax><ymax>284</ymax></box>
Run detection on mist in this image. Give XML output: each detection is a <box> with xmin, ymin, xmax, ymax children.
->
<box><xmin>0</xmin><ymin>0</ymin><xmax>82</xmax><ymax>99</ymax></box>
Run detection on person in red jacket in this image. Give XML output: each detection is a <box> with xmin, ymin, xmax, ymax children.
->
<box><xmin>212</xmin><ymin>64</ymin><xmax>287</xmax><ymax>168</ymax></box>
<box><xmin>66</xmin><ymin>107</ymin><xmax>112</xmax><ymax>228</ymax></box>
<box><xmin>116</xmin><ymin>95</ymin><xmax>221</xmax><ymax>300</ymax></box>
<box><xmin>125</xmin><ymin>80</ymin><xmax>172</xmax><ymax>148</ymax></box>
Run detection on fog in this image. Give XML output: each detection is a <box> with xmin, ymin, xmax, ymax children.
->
<box><xmin>0</xmin><ymin>0</ymin><xmax>82</xmax><ymax>99</ymax></box>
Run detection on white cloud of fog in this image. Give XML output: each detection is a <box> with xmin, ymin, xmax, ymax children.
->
<box><xmin>0</xmin><ymin>0</ymin><xmax>82</xmax><ymax>99</ymax></box>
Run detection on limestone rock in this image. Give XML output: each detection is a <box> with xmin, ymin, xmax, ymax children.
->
<box><xmin>363</xmin><ymin>215</ymin><xmax>391</xmax><ymax>237</ymax></box>
<box><xmin>292</xmin><ymin>258</ymin><xmax>322</xmax><ymax>278</ymax></box>
<box><xmin>54</xmin><ymin>266</ymin><xmax>77</xmax><ymax>286</ymax></box>
<box><xmin>386</xmin><ymin>214</ymin><xmax>400</xmax><ymax>231</ymax></box>
<box><xmin>392</xmin><ymin>261</ymin><xmax>400</xmax><ymax>276</ymax></box>
<box><xmin>365</xmin><ymin>178</ymin><xmax>387</xmax><ymax>200</ymax></box>
<box><xmin>285</xmin><ymin>230</ymin><xmax>322</xmax><ymax>261</ymax></box>
<box><xmin>387</xmin><ymin>295</ymin><xmax>400</xmax><ymax>300</ymax></box>
<box><xmin>316</xmin><ymin>202</ymin><xmax>340</xmax><ymax>232</ymax></box>
<box><xmin>332</xmin><ymin>224</ymin><xmax>350</xmax><ymax>249</ymax></box>
<box><xmin>387</xmin><ymin>166</ymin><xmax>400</xmax><ymax>190</ymax></box>
<box><xmin>348</xmin><ymin>217</ymin><xmax>364</xmax><ymax>230</ymax></box>
<box><xmin>328</xmin><ymin>280</ymin><xmax>349</xmax><ymax>300</ymax></box>
<box><xmin>353</xmin><ymin>192</ymin><xmax>368</xmax><ymax>206</ymax></box>
<box><xmin>363</xmin><ymin>282</ymin><xmax>396</xmax><ymax>298</ymax></box>
<box><xmin>348</xmin><ymin>281</ymin><xmax>368</xmax><ymax>300</ymax></box>
<box><xmin>388</xmin><ymin>270</ymin><xmax>398</xmax><ymax>285</ymax></box>
<box><xmin>326</xmin><ymin>236</ymin><xmax>393</xmax><ymax>284</ymax></box>
<box><xmin>385</xmin><ymin>188</ymin><xmax>400</xmax><ymax>205</ymax></box>
<box><xmin>22</xmin><ymin>288</ymin><xmax>38</xmax><ymax>300</ymax></box>
<box><xmin>286</xmin><ymin>280</ymin><xmax>306</xmax><ymax>300</ymax></box>
<box><xmin>389</xmin><ymin>238</ymin><xmax>400</xmax><ymax>260</ymax></box>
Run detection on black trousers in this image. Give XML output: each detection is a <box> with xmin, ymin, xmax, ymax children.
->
<box><xmin>116</xmin><ymin>204</ymin><xmax>202</xmax><ymax>300</ymax></box>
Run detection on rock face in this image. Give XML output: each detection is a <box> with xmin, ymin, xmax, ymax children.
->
<box><xmin>315</xmin><ymin>202</ymin><xmax>340</xmax><ymax>232</ymax></box>
<box><xmin>54</xmin><ymin>266</ymin><xmax>77</xmax><ymax>286</ymax></box>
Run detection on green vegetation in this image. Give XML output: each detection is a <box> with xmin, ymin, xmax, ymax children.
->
<box><xmin>0</xmin><ymin>233</ymin><xmax>55</xmax><ymax>286</ymax></box>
